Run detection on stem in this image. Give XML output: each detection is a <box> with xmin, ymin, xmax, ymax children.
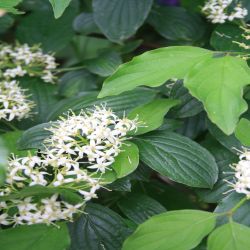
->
<box><xmin>230</xmin><ymin>196</ymin><xmax>248</xmax><ymax>214</ymax></box>
<box><xmin>52</xmin><ymin>65</ymin><xmax>86</xmax><ymax>73</ymax></box>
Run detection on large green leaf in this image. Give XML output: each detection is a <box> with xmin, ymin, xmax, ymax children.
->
<box><xmin>98</xmin><ymin>46</ymin><xmax>212</xmax><ymax>98</ymax></box>
<box><xmin>68</xmin><ymin>203</ymin><xmax>131</xmax><ymax>250</ymax></box>
<box><xmin>0</xmin><ymin>14</ymin><xmax>14</xmax><ymax>34</ymax></box>
<box><xmin>235</xmin><ymin>118</ymin><xmax>250</xmax><ymax>146</ymax></box>
<box><xmin>208</xmin><ymin>222</ymin><xmax>250</xmax><ymax>250</ymax></box>
<box><xmin>49</xmin><ymin>0</ymin><xmax>72</xmax><ymax>19</ymax></box>
<box><xmin>185</xmin><ymin>56</ymin><xmax>250</xmax><ymax>135</ymax></box>
<box><xmin>135</xmin><ymin>131</ymin><xmax>218</xmax><ymax>188</ymax></box>
<box><xmin>118</xmin><ymin>193</ymin><xmax>166</xmax><ymax>224</ymax></box>
<box><xmin>17</xmin><ymin>78</ymin><xmax>59</xmax><ymax>128</ymax></box>
<box><xmin>128</xmin><ymin>99</ymin><xmax>180</xmax><ymax>135</ymax></box>
<box><xmin>134</xmin><ymin>130</ymin><xmax>218</xmax><ymax>188</ymax></box>
<box><xmin>210</xmin><ymin>23</ymin><xmax>250</xmax><ymax>53</ymax></box>
<box><xmin>0</xmin><ymin>223</ymin><xmax>70</xmax><ymax>250</ymax></box>
<box><xmin>148</xmin><ymin>6</ymin><xmax>206</xmax><ymax>42</ymax></box>
<box><xmin>47</xmin><ymin>88</ymin><xmax>157</xmax><ymax>121</ymax></box>
<box><xmin>17</xmin><ymin>123</ymin><xmax>52</xmax><ymax>150</ymax></box>
<box><xmin>112</xmin><ymin>142</ymin><xmax>139</xmax><ymax>178</ymax></box>
<box><xmin>169</xmin><ymin>80</ymin><xmax>203</xmax><ymax>118</ymax></box>
<box><xmin>197</xmin><ymin>135</ymin><xmax>237</xmax><ymax>203</ymax></box>
<box><xmin>73</xmin><ymin>13</ymin><xmax>99</xmax><ymax>35</ymax></box>
<box><xmin>207</xmin><ymin>121</ymin><xmax>242</xmax><ymax>153</ymax></box>
<box><xmin>215</xmin><ymin>193</ymin><xmax>250</xmax><ymax>227</ymax></box>
<box><xmin>0</xmin><ymin>130</ymin><xmax>32</xmax><ymax>157</ymax></box>
<box><xmin>92</xmin><ymin>0</ymin><xmax>153</xmax><ymax>42</ymax></box>
<box><xmin>122</xmin><ymin>210</ymin><xmax>216</xmax><ymax>250</ymax></box>
<box><xmin>58</xmin><ymin>70</ymin><xmax>98</xmax><ymax>98</ymax></box>
<box><xmin>84</xmin><ymin>51</ymin><xmax>122</xmax><ymax>77</ymax></box>
<box><xmin>16</xmin><ymin>6</ymin><xmax>76</xmax><ymax>52</ymax></box>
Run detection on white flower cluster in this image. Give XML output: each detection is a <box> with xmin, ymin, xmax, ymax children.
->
<box><xmin>202</xmin><ymin>0</ymin><xmax>248</xmax><ymax>23</ymax></box>
<box><xmin>0</xmin><ymin>43</ymin><xmax>57</xmax><ymax>83</ymax></box>
<box><xmin>0</xmin><ymin>195</ymin><xmax>83</xmax><ymax>226</ymax></box>
<box><xmin>0</xmin><ymin>106</ymin><xmax>138</xmax><ymax>226</ymax></box>
<box><xmin>0</xmin><ymin>80</ymin><xmax>34</xmax><ymax>121</ymax></box>
<box><xmin>228</xmin><ymin>148</ymin><xmax>250</xmax><ymax>196</ymax></box>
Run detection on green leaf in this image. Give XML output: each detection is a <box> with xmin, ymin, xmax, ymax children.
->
<box><xmin>84</xmin><ymin>51</ymin><xmax>122</xmax><ymax>77</ymax></box>
<box><xmin>58</xmin><ymin>70</ymin><xmax>98</xmax><ymax>98</ymax></box>
<box><xmin>0</xmin><ymin>223</ymin><xmax>70</xmax><ymax>250</ymax></box>
<box><xmin>207</xmin><ymin>120</ymin><xmax>242</xmax><ymax>153</ymax></box>
<box><xmin>215</xmin><ymin>193</ymin><xmax>250</xmax><ymax>227</ymax></box>
<box><xmin>92</xmin><ymin>0</ymin><xmax>153</xmax><ymax>42</ymax></box>
<box><xmin>73</xmin><ymin>12</ymin><xmax>99</xmax><ymax>35</ymax></box>
<box><xmin>185</xmin><ymin>56</ymin><xmax>250</xmax><ymax>135</ymax></box>
<box><xmin>47</xmin><ymin>88</ymin><xmax>157</xmax><ymax>121</ymax></box>
<box><xmin>16</xmin><ymin>6</ymin><xmax>76</xmax><ymax>52</ymax></box>
<box><xmin>0</xmin><ymin>0</ymin><xmax>23</xmax><ymax>14</ymax></box>
<box><xmin>128</xmin><ymin>99</ymin><xmax>180</xmax><ymax>135</ymax></box>
<box><xmin>17</xmin><ymin>78</ymin><xmax>59</xmax><ymax>127</ymax></box>
<box><xmin>148</xmin><ymin>6</ymin><xmax>206</xmax><ymax>42</ymax></box>
<box><xmin>112</xmin><ymin>142</ymin><xmax>139</xmax><ymax>178</ymax></box>
<box><xmin>0</xmin><ymin>185</ymin><xmax>82</xmax><ymax>204</ymax></box>
<box><xmin>235</xmin><ymin>118</ymin><xmax>250</xmax><ymax>146</ymax></box>
<box><xmin>210</xmin><ymin>23</ymin><xmax>250</xmax><ymax>53</ymax></box>
<box><xmin>49</xmin><ymin>0</ymin><xmax>72</xmax><ymax>19</ymax></box>
<box><xmin>98</xmin><ymin>46</ymin><xmax>212</xmax><ymax>98</ymax></box>
<box><xmin>0</xmin><ymin>130</ymin><xmax>32</xmax><ymax>157</ymax></box>
<box><xmin>0</xmin><ymin>14</ymin><xmax>14</xmax><ymax>34</ymax></box>
<box><xmin>208</xmin><ymin>222</ymin><xmax>250</xmax><ymax>250</ymax></box>
<box><xmin>197</xmin><ymin>135</ymin><xmax>238</xmax><ymax>203</ymax></box>
<box><xmin>169</xmin><ymin>80</ymin><xmax>203</xmax><ymax>118</ymax></box>
<box><xmin>17</xmin><ymin>123</ymin><xmax>52</xmax><ymax>150</ymax></box>
<box><xmin>118</xmin><ymin>193</ymin><xmax>166</xmax><ymax>224</ymax></box>
<box><xmin>68</xmin><ymin>203</ymin><xmax>131</xmax><ymax>250</ymax></box>
<box><xmin>122</xmin><ymin>210</ymin><xmax>216</xmax><ymax>250</ymax></box>
<box><xmin>134</xmin><ymin>130</ymin><xmax>218</xmax><ymax>188</ymax></box>
<box><xmin>0</xmin><ymin>138</ymin><xmax>8</xmax><ymax>186</ymax></box>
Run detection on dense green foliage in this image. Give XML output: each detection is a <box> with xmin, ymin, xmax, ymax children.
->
<box><xmin>1</xmin><ymin>0</ymin><xmax>250</xmax><ymax>249</ymax></box>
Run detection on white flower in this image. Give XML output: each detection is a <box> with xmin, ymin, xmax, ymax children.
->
<box><xmin>0</xmin><ymin>213</ymin><xmax>10</xmax><ymax>225</ymax></box>
<box><xmin>228</xmin><ymin>148</ymin><xmax>250</xmax><ymax>197</ymax></box>
<box><xmin>0</xmin><ymin>80</ymin><xmax>34</xmax><ymax>121</ymax></box>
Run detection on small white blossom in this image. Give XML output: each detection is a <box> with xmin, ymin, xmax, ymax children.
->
<box><xmin>0</xmin><ymin>80</ymin><xmax>34</xmax><ymax>121</ymax></box>
<box><xmin>202</xmin><ymin>0</ymin><xmax>247</xmax><ymax>23</ymax></box>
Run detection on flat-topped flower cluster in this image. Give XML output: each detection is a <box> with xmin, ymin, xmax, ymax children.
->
<box><xmin>0</xmin><ymin>106</ymin><xmax>138</xmax><ymax>226</ymax></box>
<box><xmin>0</xmin><ymin>43</ymin><xmax>57</xmax><ymax>122</ymax></box>
<box><xmin>202</xmin><ymin>0</ymin><xmax>247</xmax><ymax>23</ymax></box>
<box><xmin>0</xmin><ymin>43</ymin><xmax>57</xmax><ymax>83</ymax></box>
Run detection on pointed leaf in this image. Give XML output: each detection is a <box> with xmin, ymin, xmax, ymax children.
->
<box><xmin>68</xmin><ymin>203</ymin><xmax>131</xmax><ymax>250</ymax></box>
<box><xmin>49</xmin><ymin>0</ymin><xmax>72</xmax><ymax>19</ymax></box>
<box><xmin>93</xmin><ymin>0</ymin><xmax>153</xmax><ymax>42</ymax></box>
<box><xmin>185</xmin><ymin>56</ymin><xmax>250</xmax><ymax>135</ymax></box>
<box><xmin>134</xmin><ymin>130</ymin><xmax>218</xmax><ymax>188</ymax></box>
<box><xmin>98</xmin><ymin>46</ymin><xmax>212</xmax><ymax>98</ymax></box>
<box><xmin>112</xmin><ymin>142</ymin><xmax>139</xmax><ymax>178</ymax></box>
<box><xmin>128</xmin><ymin>99</ymin><xmax>180</xmax><ymax>135</ymax></box>
<box><xmin>208</xmin><ymin>222</ymin><xmax>250</xmax><ymax>250</ymax></box>
<box><xmin>122</xmin><ymin>210</ymin><xmax>216</xmax><ymax>250</ymax></box>
<box><xmin>0</xmin><ymin>223</ymin><xmax>70</xmax><ymax>250</ymax></box>
<box><xmin>235</xmin><ymin>118</ymin><xmax>250</xmax><ymax>146</ymax></box>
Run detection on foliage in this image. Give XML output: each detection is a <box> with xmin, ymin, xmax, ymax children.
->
<box><xmin>0</xmin><ymin>0</ymin><xmax>250</xmax><ymax>249</ymax></box>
